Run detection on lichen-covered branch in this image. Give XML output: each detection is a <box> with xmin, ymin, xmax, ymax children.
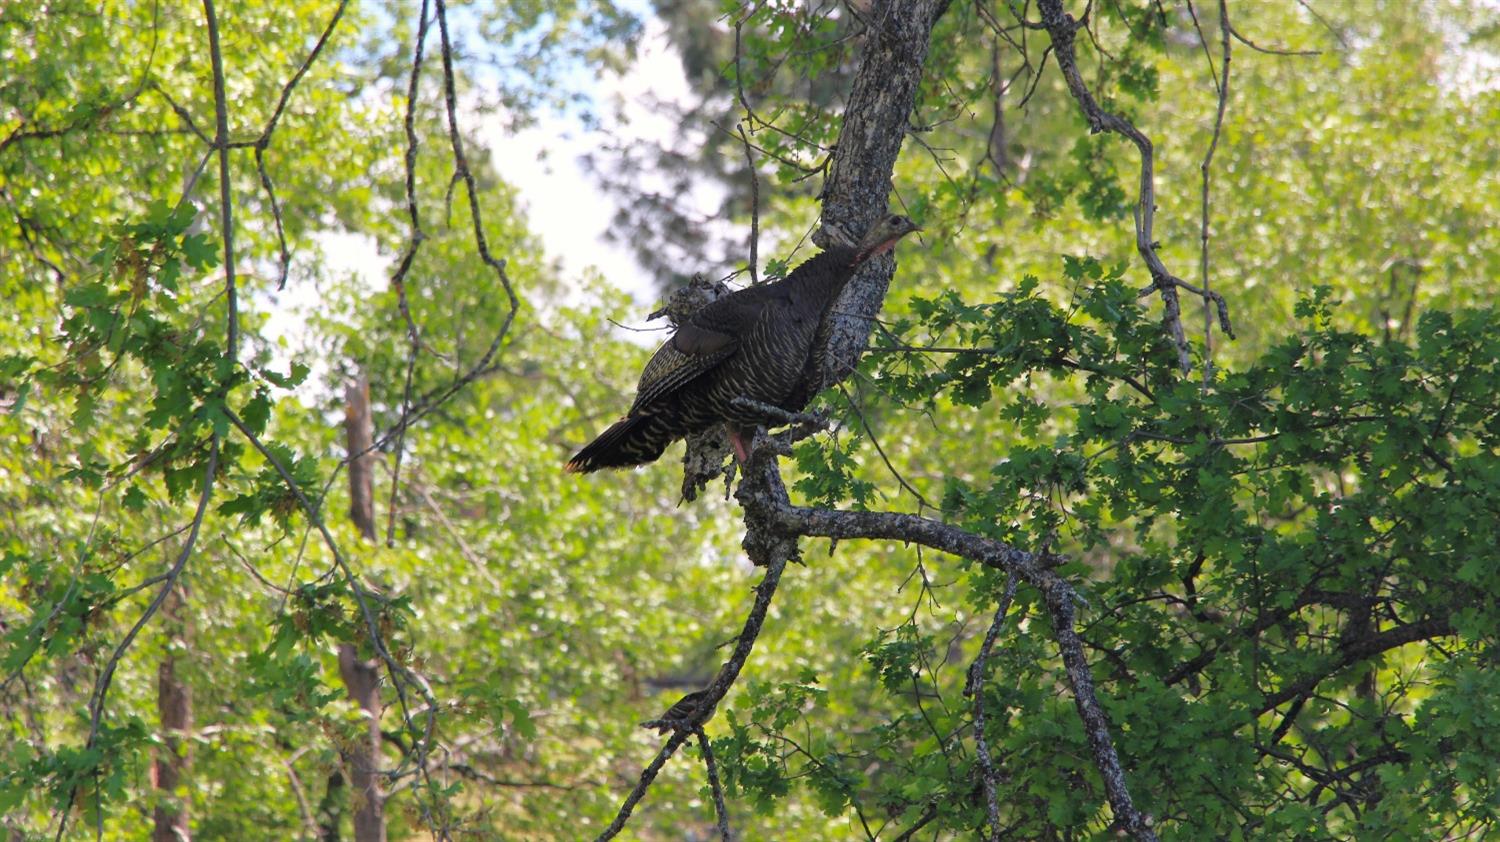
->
<box><xmin>601</xmin><ymin>3</ymin><xmax>1159</xmax><ymax>838</ymax></box>
<box><xmin>760</xmin><ymin>501</ymin><xmax>1159</xmax><ymax>841</ymax></box>
<box><xmin>697</xmin><ymin>728</ymin><xmax>732</xmax><ymax>842</ymax></box>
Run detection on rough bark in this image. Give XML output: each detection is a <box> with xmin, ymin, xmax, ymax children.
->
<box><xmin>811</xmin><ymin>0</ymin><xmax>951</xmax><ymax>392</ymax></box>
<box><xmin>151</xmin><ymin>587</ymin><xmax>191</xmax><ymax>842</ymax></box>
<box><xmin>340</xmin><ymin>372</ymin><xmax>386</xmax><ymax>842</ymax></box>
<box><xmin>603</xmin><ymin>4</ymin><xmax>1158</xmax><ymax>839</ymax></box>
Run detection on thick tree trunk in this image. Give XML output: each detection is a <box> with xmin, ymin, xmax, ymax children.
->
<box><xmin>811</xmin><ymin>0</ymin><xmax>952</xmax><ymax>393</ymax></box>
<box><xmin>339</xmin><ymin>372</ymin><xmax>386</xmax><ymax>842</ymax></box>
<box><xmin>152</xmin><ymin>588</ymin><xmax>191</xmax><ymax>842</ymax></box>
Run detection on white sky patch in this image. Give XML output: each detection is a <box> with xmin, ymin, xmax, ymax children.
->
<box><xmin>478</xmin><ymin>16</ymin><xmax>718</xmax><ymax>305</ymax></box>
<box><xmin>261</xmin><ymin>15</ymin><xmax>710</xmax><ymax>372</ymax></box>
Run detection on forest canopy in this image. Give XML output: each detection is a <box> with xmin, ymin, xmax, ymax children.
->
<box><xmin>2</xmin><ymin>0</ymin><xmax>1498</xmax><ymax>839</ymax></box>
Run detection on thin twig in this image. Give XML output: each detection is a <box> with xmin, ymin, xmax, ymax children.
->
<box><xmin>1199</xmin><ymin>0</ymin><xmax>1232</xmax><ymax>388</ymax></box>
<box><xmin>965</xmin><ymin>572</ymin><xmax>1019</xmax><ymax>842</ymax></box>
<box><xmin>697</xmin><ymin>728</ymin><xmax>732</xmax><ymax>842</ymax></box>
<box><xmin>737</xmin><ymin>123</ymin><xmax>760</xmax><ymax>284</ymax></box>
<box><xmin>252</xmin><ymin>0</ymin><xmax>350</xmax><ymax>289</ymax></box>
<box><xmin>1295</xmin><ymin>0</ymin><xmax>1350</xmax><ymax>50</ymax></box>
<box><xmin>1226</xmin><ymin>19</ymin><xmax>1318</xmax><ymax>56</ymax></box>
<box><xmin>203</xmin><ymin>0</ymin><xmax>237</xmax><ymax>360</ymax></box>
<box><xmin>838</xmin><ymin>382</ymin><xmax>934</xmax><ymax>508</ymax></box>
<box><xmin>1182</xmin><ymin>0</ymin><xmax>1220</xmax><ymax>95</ymax></box>
<box><xmin>224</xmin><ymin>409</ymin><xmax>444</xmax><ymax>827</ymax></box>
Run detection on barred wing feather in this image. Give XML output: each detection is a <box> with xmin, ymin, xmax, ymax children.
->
<box><xmin>629</xmin><ymin>323</ymin><xmax>738</xmax><ymax>414</ymax></box>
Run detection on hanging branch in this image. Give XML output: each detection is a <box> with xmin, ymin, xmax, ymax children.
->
<box><xmin>697</xmin><ymin>728</ymin><xmax>733</xmax><ymax>842</ymax></box>
<box><xmin>964</xmin><ymin>572</ymin><xmax>1019</xmax><ymax>842</ymax></box>
<box><xmin>384</xmin><ymin>0</ymin><xmax>434</xmax><ymax>548</ymax></box>
<box><xmin>249</xmin><ymin>0</ymin><xmax>351</xmax><ymax>289</ymax></box>
<box><xmin>1029</xmin><ymin>0</ymin><xmax>1233</xmax><ymax>373</ymax></box>
<box><xmin>1199</xmin><ymin>0</ymin><xmax>1233</xmax><ymax>386</ymax></box>
<box><xmin>379</xmin><ymin>0</ymin><xmax>524</xmax><ymax>550</ymax></box>
<box><xmin>204</xmin><ymin>0</ymin><xmax>237</xmax><ymax>361</ymax></box>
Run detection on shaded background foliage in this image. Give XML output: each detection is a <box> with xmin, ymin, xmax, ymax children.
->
<box><xmin>2</xmin><ymin>0</ymin><xmax>1498</xmax><ymax>839</ymax></box>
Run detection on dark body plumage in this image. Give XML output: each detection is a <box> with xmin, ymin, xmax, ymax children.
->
<box><xmin>566</xmin><ymin>215</ymin><xmax>918</xmax><ymax>473</ymax></box>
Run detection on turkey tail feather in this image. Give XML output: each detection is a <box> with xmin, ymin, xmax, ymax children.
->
<box><xmin>564</xmin><ymin>414</ymin><xmax>674</xmax><ymax>473</ymax></box>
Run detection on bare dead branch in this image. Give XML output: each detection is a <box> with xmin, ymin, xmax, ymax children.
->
<box><xmin>1031</xmin><ymin>0</ymin><xmax>1235</xmax><ymax>373</ymax></box>
<box><xmin>697</xmin><ymin>728</ymin><xmax>732</xmax><ymax>842</ymax></box>
<box><xmin>369</xmin><ymin>0</ymin><xmax>525</xmax><ymax>551</ymax></box>
<box><xmin>965</xmin><ymin>572</ymin><xmax>1018</xmax><ymax>842</ymax></box>
<box><xmin>1199</xmin><ymin>0</ymin><xmax>1232</xmax><ymax>386</ymax></box>
<box><xmin>737</xmin><ymin>122</ymin><xmax>761</xmax><ymax>285</ymax></box>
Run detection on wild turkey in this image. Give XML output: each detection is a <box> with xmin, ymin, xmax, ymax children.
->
<box><xmin>566</xmin><ymin>213</ymin><xmax>920</xmax><ymax>473</ymax></box>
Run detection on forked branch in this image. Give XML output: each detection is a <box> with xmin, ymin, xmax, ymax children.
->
<box><xmin>1031</xmin><ymin>0</ymin><xmax>1233</xmax><ymax>373</ymax></box>
<box><xmin>597</xmin><ymin>2</ymin><xmax>1159</xmax><ymax>839</ymax></box>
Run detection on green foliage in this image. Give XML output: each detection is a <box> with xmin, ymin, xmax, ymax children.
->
<box><xmin>3</xmin><ymin>0</ymin><xmax>1499</xmax><ymax>838</ymax></box>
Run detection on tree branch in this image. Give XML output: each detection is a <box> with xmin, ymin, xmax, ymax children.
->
<box><xmin>1198</xmin><ymin>0</ymin><xmax>1232</xmax><ymax>386</ymax></box>
<box><xmin>965</xmin><ymin>572</ymin><xmax>1018</xmax><ymax>842</ymax></box>
<box><xmin>1032</xmin><ymin>0</ymin><xmax>1233</xmax><ymax>373</ymax></box>
<box><xmin>760</xmin><ymin>501</ymin><xmax>1158</xmax><ymax>841</ymax></box>
<box><xmin>202</xmin><ymin>0</ymin><xmax>238</xmax><ymax>361</ymax></box>
<box><xmin>592</xmin><ymin>730</ymin><xmax>694</xmax><ymax>842</ymax></box>
<box><xmin>697</xmin><ymin>728</ymin><xmax>732</xmax><ymax>842</ymax></box>
<box><xmin>1255</xmin><ymin>616</ymin><xmax>1454</xmax><ymax>716</ymax></box>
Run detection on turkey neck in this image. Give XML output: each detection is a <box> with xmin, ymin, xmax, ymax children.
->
<box><xmin>778</xmin><ymin>245</ymin><xmax>863</xmax><ymax>312</ymax></box>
